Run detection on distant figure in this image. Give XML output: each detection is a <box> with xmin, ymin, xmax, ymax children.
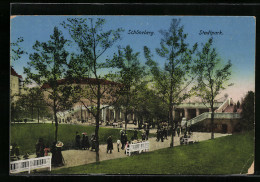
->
<box><xmin>117</xmin><ymin>139</ymin><xmax>121</xmax><ymax>152</ymax></box>
<box><xmin>50</xmin><ymin>142</ymin><xmax>57</xmax><ymax>166</ymax></box>
<box><xmin>141</xmin><ymin>133</ymin><xmax>146</xmax><ymax>141</ymax></box>
<box><xmin>156</xmin><ymin>129</ymin><xmax>160</xmax><ymax>142</ymax></box>
<box><xmin>177</xmin><ymin>126</ymin><xmax>180</xmax><ymax>137</ymax></box>
<box><xmin>81</xmin><ymin>133</ymin><xmax>87</xmax><ymax>150</ymax></box>
<box><xmin>160</xmin><ymin>129</ymin><xmax>164</xmax><ymax>142</ymax></box>
<box><xmin>163</xmin><ymin>128</ymin><xmax>167</xmax><ymax>140</ymax></box>
<box><xmin>36</xmin><ymin>138</ymin><xmax>45</xmax><ymax>157</ymax></box>
<box><xmin>121</xmin><ymin>131</ymin><xmax>125</xmax><ymax>149</ymax></box>
<box><xmin>85</xmin><ymin>134</ymin><xmax>90</xmax><ymax>150</ymax></box>
<box><xmin>75</xmin><ymin>131</ymin><xmax>81</xmax><ymax>149</ymax></box>
<box><xmin>134</xmin><ymin>130</ymin><xmax>138</xmax><ymax>140</ymax></box>
<box><xmin>107</xmin><ymin>136</ymin><xmax>113</xmax><ymax>154</ymax></box>
<box><xmin>145</xmin><ymin>129</ymin><xmax>149</xmax><ymax>140</ymax></box>
<box><xmin>90</xmin><ymin>135</ymin><xmax>96</xmax><ymax>151</ymax></box>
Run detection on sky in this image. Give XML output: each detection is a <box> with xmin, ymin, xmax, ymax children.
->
<box><xmin>10</xmin><ymin>16</ymin><xmax>255</xmax><ymax>102</ymax></box>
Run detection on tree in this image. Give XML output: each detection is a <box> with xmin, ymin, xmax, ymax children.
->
<box><xmin>241</xmin><ymin>91</ymin><xmax>254</xmax><ymax>131</ymax></box>
<box><xmin>11</xmin><ymin>37</ymin><xmax>26</xmax><ymax>63</ymax></box>
<box><xmin>108</xmin><ymin>45</ymin><xmax>145</xmax><ymax>132</ymax></box>
<box><xmin>144</xmin><ymin>19</ymin><xmax>197</xmax><ymax>147</ymax></box>
<box><xmin>18</xmin><ymin>87</ymin><xmax>51</xmax><ymax>123</ymax></box>
<box><xmin>193</xmin><ymin>37</ymin><xmax>232</xmax><ymax>139</ymax></box>
<box><xmin>24</xmin><ymin>27</ymin><xmax>78</xmax><ymax>142</ymax></box>
<box><xmin>62</xmin><ymin>18</ymin><xmax>124</xmax><ymax>162</ymax></box>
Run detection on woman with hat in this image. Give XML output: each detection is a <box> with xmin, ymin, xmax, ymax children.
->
<box><xmin>55</xmin><ymin>141</ymin><xmax>64</xmax><ymax>166</ymax></box>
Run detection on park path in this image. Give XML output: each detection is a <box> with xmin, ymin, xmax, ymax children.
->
<box><xmin>52</xmin><ymin>132</ymin><xmax>230</xmax><ymax>170</ymax></box>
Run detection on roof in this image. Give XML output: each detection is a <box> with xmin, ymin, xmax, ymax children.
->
<box><xmin>11</xmin><ymin>67</ymin><xmax>22</xmax><ymax>79</ymax></box>
<box><xmin>41</xmin><ymin>78</ymin><xmax>121</xmax><ymax>89</ymax></box>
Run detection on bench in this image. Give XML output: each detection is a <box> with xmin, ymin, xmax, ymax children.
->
<box><xmin>125</xmin><ymin>141</ymin><xmax>149</xmax><ymax>156</ymax></box>
<box><xmin>112</xmin><ymin>123</ymin><xmax>118</xmax><ymax>128</ymax></box>
<box><xmin>10</xmin><ymin>156</ymin><xmax>52</xmax><ymax>174</ymax></box>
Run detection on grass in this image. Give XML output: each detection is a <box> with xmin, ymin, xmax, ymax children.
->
<box><xmin>51</xmin><ymin>131</ymin><xmax>254</xmax><ymax>175</ymax></box>
<box><xmin>10</xmin><ymin>123</ymin><xmax>143</xmax><ymax>155</ymax></box>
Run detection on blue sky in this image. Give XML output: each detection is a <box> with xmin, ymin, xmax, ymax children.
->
<box><xmin>10</xmin><ymin>16</ymin><xmax>255</xmax><ymax>101</ymax></box>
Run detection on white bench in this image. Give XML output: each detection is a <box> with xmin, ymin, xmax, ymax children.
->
<box><xmin>125</xmin><ymin>141</ymin><xmax>149</xmax><ymax>156</ymax></box>
<box><xmin>112</xmin><ymin>123</ymin><xmax>118</xmax><ymax>128</ymax></box>
<box><xmin>10</xmin><ymin>156</ymin><xmax>52</xmax><ymax>174</ymax></box>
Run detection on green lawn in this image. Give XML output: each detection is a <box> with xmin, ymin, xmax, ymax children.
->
<box><xmin>51</xmin><ymin>131</ymin><xmax>254</xmax><ymax>175</ymax></box>
<box><xmin>10</xmin><ymin>123</ymin><xmax>143</xmax><ymax>155</ymax></box>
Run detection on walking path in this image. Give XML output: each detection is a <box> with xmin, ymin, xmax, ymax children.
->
<box><xmin>51</xmin><ymin>132</ymin><xmax>230</xmax><ymax>170</ymax></box>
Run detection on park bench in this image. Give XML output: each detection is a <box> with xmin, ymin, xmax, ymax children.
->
<box><xmin>112</xmin><ymin>122</ymin><xmax>118</xmax><ymax>128</ymax></box>
<box><xmin>10</xmin><ymin>156</ymin><xmax>52</xmax><ymax>174</ymax></box>
<box><xmin>125</xmin><ymin>141</ymin><xmax>149</xmax><ymax>156</ymax></box>
<box><xmin>180</xmin><ymin>137</ymin><xmax>194</xmax><ymax>145</ymax></box>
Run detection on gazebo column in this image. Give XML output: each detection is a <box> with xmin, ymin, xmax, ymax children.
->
<box><xmin>184</xmin><ymin>108</ymin><xmax>189</xmax><ymax>119</ymax></box>
<box><xmin>113</xmin><ymin>109</ymin><xmax>116</xmax><ymax>121</ymax></box>
<box><xmin>172</xmin><ymin>109</ymin><xmax>176</xmax><ymax>120</ymax></box>
<box><xmin>103</xmin><ymin>108</ymin><xmax>107</xmax><ymax>123</ymax></box>
<box><xmin>196</xmin><ymin>108</ymin><xmax>200</xmax><ymax>116</ymax></box>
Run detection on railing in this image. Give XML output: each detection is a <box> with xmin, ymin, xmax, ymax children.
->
<box><xmin>215</xmin><ymin>98</ymin><xmax>233</xmax><ymax>113</ymax></box>
<box><xmin>187</xmin><ymin>112</ymin><xmax>241</xmax><ymax>126</ymax></box>
<box><xmin>125</xmin><ymin>141</ymin><xmax>149</xmax><ymax>156</ymax></box>
<box><xmin>10</xmin><ymin>156</ymin><xmax>51</xmax><ymax>174</ymax></box>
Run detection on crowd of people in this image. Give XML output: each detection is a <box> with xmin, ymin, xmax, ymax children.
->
<box><xmin>156</xmin><ymin>127</ymin><xmax>168</xmax><ymax>142</ymax></box>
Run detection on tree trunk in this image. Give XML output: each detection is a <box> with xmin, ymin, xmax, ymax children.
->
<box><xmin>38</xmin><ymin>107</ymin><xmax>40</xmax><ymax>124</ymax></box>
<box><xmin>55</xmin><ymin>113</ymin><xmax>58</xmax><ymax>142</ymax></box>
<box><xmin>53</xmin><ymin>98</ymin><xmax>58</xmax><ymax>142</ymax></box>
<box><xmin>211</xmin><ymin>108</ymin><xmax>214</xmax><ymax>139</ymax></box>
<box><xmin>95</xmin><ymin>82</ymin><xmax>101</xmax><ymax>163</ymax></box>
<box><xmin>170</xmin><ymin>104</ymin><xmax>174</xmax><ymax>148</ymax></box>
<box><xmin>124</xmin><ymin>110</ymin><xmax>128</xmax><ymax>134</ymax></box>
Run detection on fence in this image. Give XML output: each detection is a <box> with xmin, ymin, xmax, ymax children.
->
<box><xmin>125</xmin><ymin>141</ymin><xmax>149</xmax><ymax>156</ymax></box>
<box><xmin>10</xmin><ymin>156</ymin><xmax>51</xmax><ymax>174</ymax></box>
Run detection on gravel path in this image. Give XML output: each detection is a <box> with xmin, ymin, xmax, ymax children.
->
<box><xmin>52</xmin><ymin>132</ymin><xmax>230</xmax><ymax>170</ymax></box>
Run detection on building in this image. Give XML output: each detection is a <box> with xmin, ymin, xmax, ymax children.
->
<box><xmin>10</xmin><ymin>67</ymin><xmax>24</xmax><ymax>101</ymax></box>
<box><xmin>176</xmin><ymin>98</ymin><xmax>242</xmax><ymax>133</ymax></box>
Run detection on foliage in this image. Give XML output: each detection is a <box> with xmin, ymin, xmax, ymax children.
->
<box><xmin>241</xmin><ymin>91</ymin><xmax>254</xmax><ymax>131</ymax></box>
<box><xmin>10</xmin><ymin>37</ymin><xmax>27</xmax><ymax>63</ymax></box>
<box><xmin>11</xmin><ymin>88</ymin><xmax>51</xmax><ymax>122</ymax></box>
<box><xmin>144</xmin><ymin>19</ymin><xmax>198</xmax><ymax>147</ymax></box>
<box><xmin>193</xmin><ymin>37</ymin><xmax>232</xmax><ymax>139</ymax></box>
<box><xmin>62</xmin><ymin>18</ymin><xmax>124</xmax><ymax>162</ymax></box>
<box><xmin>23</xmin><ymin>27</ymin><xmax>79</xmax><ymax>142</ymax></box>
<box><xmin>52</xmin><ymin>131</ymin><xmax>254</xmax><ymax>174</ymax></box>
